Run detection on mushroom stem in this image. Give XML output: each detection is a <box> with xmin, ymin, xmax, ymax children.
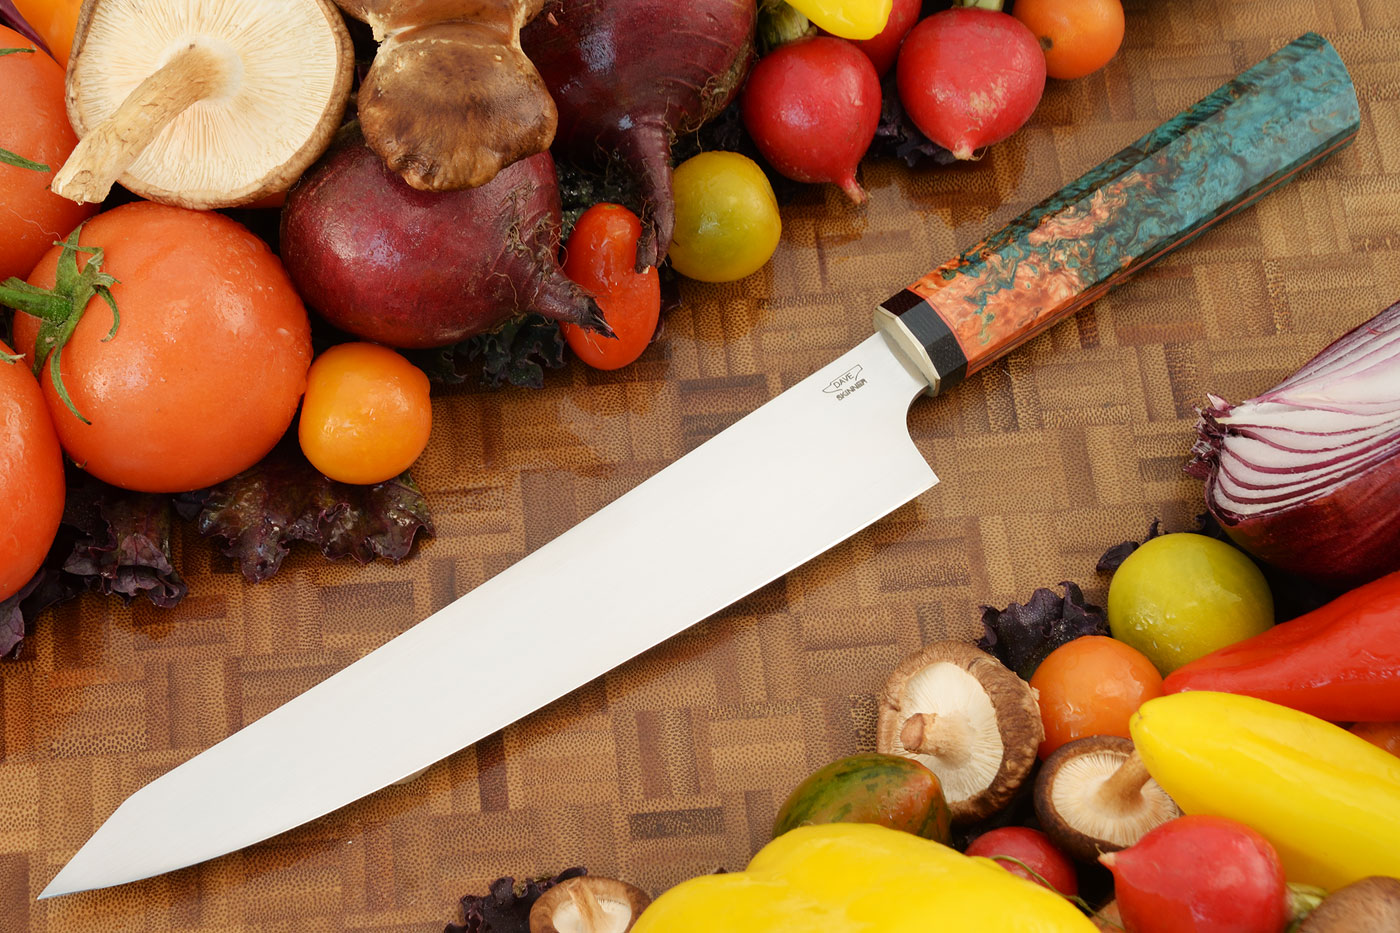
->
<box><xmin>52</xmin><ymin>43</ymin><xmax>233</xmax><ymax>204</ymax></box>
<box><xmin>899</xmin><ymin>712</ymin><xmax>972</xmax><ymax>765</ymax></box>
<box><xmin>1096</xmin><ymin>750</ymin><xmax>1153</xmax><ymax>811</ymax></box>
<box><xmin>568</xmin><ymin>882</ymin><xmax>608</xmax><ymax>932</ymax></box>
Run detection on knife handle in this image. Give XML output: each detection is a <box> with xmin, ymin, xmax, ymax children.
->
<box><xmin>875</xmin><ymin>32</ymin><xmax>1359</xmax><ymax>397</ymax></box>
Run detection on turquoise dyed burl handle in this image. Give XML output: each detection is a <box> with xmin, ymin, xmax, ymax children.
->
<box><xmin>876</xmin><ymin>33</ymin><xmax>1362</xmax><ymax>396</ymax></box>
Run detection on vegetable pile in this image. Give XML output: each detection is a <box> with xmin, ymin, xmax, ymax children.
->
<box><xmin>2</xmin><ymin>2</ymin><xmax>1398</xmax><ymax>930</ymax></box>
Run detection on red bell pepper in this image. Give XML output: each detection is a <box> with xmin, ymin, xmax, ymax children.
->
<box><xmin>1162</xmin><ymin>570</ymin><xmax>1400</xmax><ymax>722</ymax></box>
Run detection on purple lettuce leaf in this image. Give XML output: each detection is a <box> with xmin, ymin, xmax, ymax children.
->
<box><xmin>409</xmin><ymin>314</ymin><xmax>567</xmax><ymax>390</ymax></box>
<box><xmin>62</xmin><ymin>475</ymin><xmax>187</xmax><ymax>606</ymax></box>
<box><xmin>871</xmin><ymin>73</ymin><xmax>958</xmax><ymax>170</ymax></box>
<box><xmin>177</xmin><ymin>444</ymin><xmax>434</xmax><ymax>583</ymax></box>
<box><xmin>446</xmin><ymin>868</ymin><xmax>587</xmax><ymax>933</ymax></box>
<box><xmin>977</xmin><ymin>582</ymin><xmax>1110</xmax><ymax>681</ymax></box>
<box><xmin>1</xmin><ymin>473</ymin><xmax>186</xmax><ymax>659</ymax></box>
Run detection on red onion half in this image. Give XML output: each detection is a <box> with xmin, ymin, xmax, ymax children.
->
<box><xmin>1187</xmin><ymin>300</ymin><xmax>1400</xmax><ymax>588</ymax></box>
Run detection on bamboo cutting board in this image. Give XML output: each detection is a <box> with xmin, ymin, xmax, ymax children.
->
<box><xmin>4</xmin><ymin>1</ymin><xmax>1399</xmax><ymax>930</ymax></box>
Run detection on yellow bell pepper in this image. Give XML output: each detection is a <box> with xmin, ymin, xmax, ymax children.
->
<box><xmin>784</xmin><ymin>0</ymin><xmax>892</xmax><ymax>40</ymax></box>
<box><xmin>631</xmin><ymin>822</ymin><xmax>1096</xmax><ymax>932</ymax></box>
<box><xmin>1131</xmin><ymin>691</ymin><xmax>1400</xmax><ymax>890</ymax></box>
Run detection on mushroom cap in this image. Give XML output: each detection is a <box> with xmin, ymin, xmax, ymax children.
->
<box><xmin>1298</xmin><ymin>877</ymin><xmax>1400</xmax><ymax>932</ymax></box>
<box><xmin>529</xmin><ymin>877</ymin><xmax>651</xmax><ymax>933</ymax></box>
<box><xmin>876</xmin><ymin>641</ymin><xmax>1043</xmax><ymax>823</ymax></box>
<box><xmin>66</xmin><ymin>0</ymin><xmax>353</xmax><ymax>209</ymax></box>
<box><xmin>1034</xmin><ymin>735</ymin><xmax>1180</xmax><ymax>863</ymax></box>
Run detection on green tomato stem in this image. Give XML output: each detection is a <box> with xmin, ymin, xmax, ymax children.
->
<box><xmin>954</xmin><ymin>0</ymin><xmax>1006</xmax><ymax>9</ymax></box>
<box><xmin>0</xmin><ymin>225</ymin><xmax>120</xmax><ymax>423</ymax></box>
<box><xmin>0</xmin><ymin>48</ymin><xmax>36</xmax><ymax>56</ymax></box>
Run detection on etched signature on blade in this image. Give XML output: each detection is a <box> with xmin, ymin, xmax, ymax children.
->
<box><xmin>823</xmin><ymin>365</ymin><xmax>867</xmax><ymax>400</ymax></box>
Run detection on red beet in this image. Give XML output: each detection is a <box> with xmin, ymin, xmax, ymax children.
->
<box><xmin>1100</xmin><ymin>815</ymin><xmax>1289</xmax><ymax>933</ymax></box>
<box><xmin>896</xmin><ymin>8</ymin><xmax>1046</xmax><ymax>160</ymax></box>
<box><xmin>522</xmin><ymin>0</ymin><xmax>756</xmax><ymax>270</ymax></box>
<box><xmin>280</xmin><ymin>127</ymin><xmax>606</xmax><ymax>349</ymax></box>
<box><xmin>741</xmin><ymin>36</ymin><xmax>881</xmax><ymax>203</ymax></box>
<box><xmin>844</xmin><ymin>0</ymin><xmax>921</xmax><ymax>76</ymax></box>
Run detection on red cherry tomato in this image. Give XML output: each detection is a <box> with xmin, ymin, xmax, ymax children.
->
<box><xmin>560</xmin><ymin>204</ymin><xmax>660</xmax><ymax>370</ymax></box>
<box><xmin>0</xmin><ymin>342</ymin><xmax>65</xmax><ymax>602</ymax></box>
<box><xmin>965</xmin><ymin>826</ymin><xmax>1078</xmax><ymax>897</ymax></box>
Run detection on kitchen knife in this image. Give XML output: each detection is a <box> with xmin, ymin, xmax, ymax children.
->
<box><xmin>40</xmin><ymin>33</ymin><xmax>1359</xmax><ymax>899</ymax></box>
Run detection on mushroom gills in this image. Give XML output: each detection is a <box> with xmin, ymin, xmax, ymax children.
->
<box><xmin>895</xmin><ymin>662</ymin><xmax>1004</xmax><ymax>805</ymax></box>
<box><xmin>57</xmin><ymin>0</ymin><xmax>353</xmax><ymax>208</ymax></box>
<box><xmin>1037</xmin><ymin>738</ymin><xmax>1180</xmax><ymax>861</ymax></box>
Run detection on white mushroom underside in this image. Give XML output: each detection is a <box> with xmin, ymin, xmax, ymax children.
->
<box><xmin>551</xmin><ymin>898</ymin><xmax>633</xmax><ymax>933</ymax></box>
<box><xmin>1050</xmin><ymin>750</ymin><xmax>1177</xmax><ymax>847</ymax></box>
<box><xmin>895</xmin><ymin>662</ymin><xmax>1004</xmax><ymax>804</ymax></box>
<box><xmin>72</xmin><ymin>0</ymin><xmax>340</xmax><ymax>196</ymax></box>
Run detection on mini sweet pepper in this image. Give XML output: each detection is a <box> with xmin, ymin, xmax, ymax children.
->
<box><xmin>784</xmin><ymin>0</ymin><xmax>892</xmax><ymax>40</ymax></box>
<box><xmin>1131</xmin><ymin>691</ymin><xmax>1400</xmax><ymax>890</ymax></box>
<box><xmin>631</xmin><ymin>822</ymin><xmax>1096</xmax><ymax>932</ymax></box>
<box><xmin>1162</xmin><ymin>569</ymin><xmax>1400</xmax><ymax>721</ymax></box>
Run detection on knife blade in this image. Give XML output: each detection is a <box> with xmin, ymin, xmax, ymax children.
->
<box><xmin>40</xmin><ymin>32</ymin><xmax>1359</xmax><ymax>899</ymax></box>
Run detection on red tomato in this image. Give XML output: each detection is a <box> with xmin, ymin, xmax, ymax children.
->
<box><xmin>0</xmin><ymin>342</ymin><xmax>65</xmax><ymax>602</ymax></box>
<box><xmin>560</xmin><ymin>204</ymin><xmax>660</xmax><ymax>370</ymax></box>
<box><xmin>0</xmin><ymin>25</ymin><xmax>97</xmax><ymax>281</ymax></box>
<box><xmin>299</xmin><ymin>342</ymin><xmax>433</xmax><ymax>486</ymax></box>
<box><xmin>12</xmin><ymin>203</ymin><xmax>312</xmax><ymax>493</ymax></box>
<box><xmin>1030</xmin><ymin>636</ymin><xmax>1163</xmax><ymax>759</ymax></box>
<box><xmin>965</xmin><ymin>827</ymin><xmax>1078</xmax><ymax>897</ymax></box>
<box><xmin>1102</xmin><ymin>815</ymin><xmax>1288</xmax><ymax>933</ymax></box>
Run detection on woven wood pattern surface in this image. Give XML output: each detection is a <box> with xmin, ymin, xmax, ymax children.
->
<box><xmin>5</xmin><ymin>1</ymin><xmax>1400</xmax><ymax>929</ymax></box>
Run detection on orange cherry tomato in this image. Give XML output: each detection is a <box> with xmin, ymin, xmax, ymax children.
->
<box><xmin>560</xmin><ymin>204</ymin><xmax>661</xmax><ymax>371</ymax></box>
<box><xmin>12</xmin><ymin>202</ymin><xmax>313</xmax><ymax>493</ymax></box>
<box><xmin>0</xmin><ymin>25</ymin><xmax>97</xmax><ymax>281</ymax></box>
<box><xmin>298</xmin><ymin>342</ymin><xmax>433</xmax><ymax>485</ymax></box>
<box><xmin>9</xmin><ymin>1</ymin><xmax>81</xmax><ymax>66</ymax></box>
<box><xmin>1013</xmin><ymin>0</ymin><xmax>1125</xmax><ymax>81</ymax></box>
<box><xmin>0</xmin><ymin>342</ymin><xmax>65</xmax><ymax>602</ymax></box>
<box><xmin>1349</xmin><ymin>721</ymin><xmax>1400</xmax><ymax>757</ymax></box>
<box><xmin>1030</xmin><ymin>635</ymin><xmax>1163</xmax><ymax>759</ymax></box>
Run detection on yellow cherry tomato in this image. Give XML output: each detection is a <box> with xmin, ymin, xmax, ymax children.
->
<box><xmin>787</xmin><ymin>0</ymin><xmax>893</xmax><ymax>40</ymax></box>
<box><xmin>1107</xmin><ymin>533</ymin><xmax>1274</xmax><ymax>675</ymax></box>
<box><xmin>298</xmin><ymin>342</ymin><xmax>432</xmax><ymax>485</ymax></box>
<box><xmin>670</xmin><ymin>151</ymin><xmax>782</xmax><ymax>284</ymax></box>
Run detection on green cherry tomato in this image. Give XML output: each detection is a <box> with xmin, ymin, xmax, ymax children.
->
<box><xmin>1107</xmin><ymin>533</ymin><xmax>1274</xmax><ymax>675</ymax></box>
<box><xmin>561</xmin><ymin>203</ymin><xmax>660</xmax><ymax>371</ymax></box>
<box><xmin>669</xmin><ymin>151</ymin><xmax>782</xmax><ymax>283</ymax></box>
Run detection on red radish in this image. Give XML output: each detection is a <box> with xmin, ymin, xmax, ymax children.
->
<box><xmin>521</xmin><ymin>0</ymin><xmax>756</xmax><ymax>271</ymax></box>
<box><xmin>896</xmin><ymin>8</ymin><xmax>1047</xmax><ymax>160</ymax></box>
<box><xmin>741</xmin><ymin>36</ymin><xmax>881</xmax><ymax>203</ymax></box>
<box><xmin>1100</xmin><ymin>815</ymin><xmax>1289</xmax><ymax>933</ymax></box>
<box><xmin>841</xmin><ymin>0</ymin><xmax>921</xmax><ymax>76</ymax></box>
<box><xmin>965</xmin><ymin>827</ymin><xmax>1079</xmax><ymax>897</ymax></box>
<box><xmin>280</xmin><ymin>127</ymin><xmax>608</xmax><ymax>349</ymax></box>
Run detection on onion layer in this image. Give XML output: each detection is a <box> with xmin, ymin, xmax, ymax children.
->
<box><xmin>1187</xmin><ymin>300</ymin><xmax>1400</xmax><ymax>588</ymax></box>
